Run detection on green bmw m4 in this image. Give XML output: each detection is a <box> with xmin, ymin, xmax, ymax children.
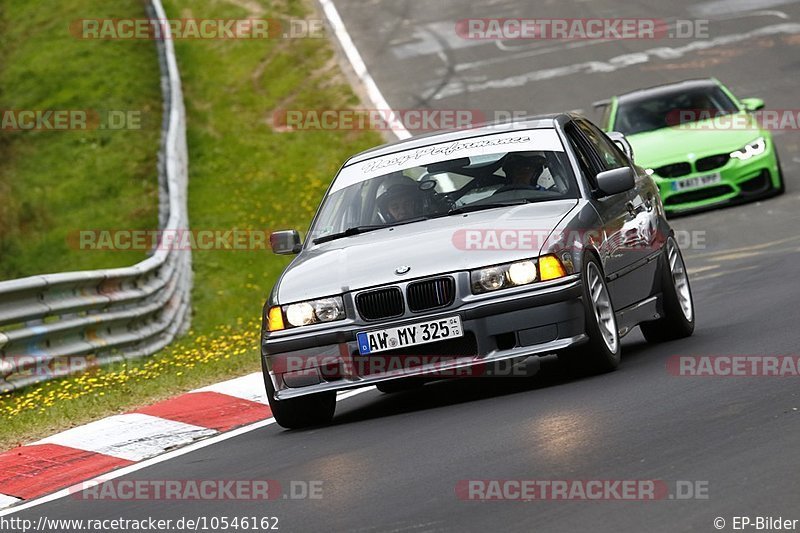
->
<box><xmin>597</xmin><ymin>78</ymin><xmax>784</xmax><ymax>215</ymax></box>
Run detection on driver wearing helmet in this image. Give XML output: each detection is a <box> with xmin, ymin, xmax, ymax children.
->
<box><xmin>377</xmin><ymin>182</ymin><xmax>424</xmax><ymax>223</ymax></box>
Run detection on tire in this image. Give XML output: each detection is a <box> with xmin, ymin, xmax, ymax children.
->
<box><xmin>774</xmin><ymin>152</ymin><xmax>786</xmax><ymax>195</ymax></box>
<box><xmin>640</xmin><ymin>236</ymin><xmax>695</xmax><ymax>343</ymax></box>
<box><xmin>376</xmin><ymin>377</ymin><xmax>425</xmax><ymax>394</ymax></box>
<box><xmin>261</xmin><ymin>359</ymin><xmax>336</xmax><ymax>429</ymax></box>
<box><xmin>559</xmin><ymin>255</ymin><xmax>621</xmax><ymax>375</ymax></box>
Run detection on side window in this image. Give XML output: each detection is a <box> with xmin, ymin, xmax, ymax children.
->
<box><xmin>576</xmin><ymin>118</ymin><xmax>626</xmax><ymax>171</ymax></box>
<box><xmin>564</xmin><ymin>123</ymin><xmax>598</xmax><ymax>188</ymax></box>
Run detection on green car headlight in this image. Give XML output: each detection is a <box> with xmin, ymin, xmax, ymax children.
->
<box><xmin>283</xmin><ymin>296</ymin><xmax>345</xmax><ymax>327</ymax></box>
<box><xmin>730</xmin><ymin>137</ymin><xmax>766</xmax><ymax>161</ymax></box>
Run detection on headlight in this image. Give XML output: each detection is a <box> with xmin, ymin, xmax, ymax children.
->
<box><xmin>277</xmin><ymin>296</ymin><xmax>345</xmax><ymax>329</ymax></box>
<box><xmin>730</xmin><ymin>137</ymin><xmax>766</xmax><ymax>161</ymax></box>
<box><xmin>508</xmin><ymin>260</ymin><xmax>537</xmax><ymax>285</ymax></box>
<box><xmin>470</xmin><ymin>255</ymin><xmax>568</xmax><ymax>294</ymax></box>
<box><xmin>312</xmin><ymin>298</ymin><xmax>344</xmax><ymax>322</ymax></box>
<box><xmin>477</xmin><ymin>267</ymin><xmax>506</xmax><ymax>291</ymax></box>
<box><xmin>285</xmin><ymin>302</ymin><xmax>314</xmax><ymax>326</ymax></box>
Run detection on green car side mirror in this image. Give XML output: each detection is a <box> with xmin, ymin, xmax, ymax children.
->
<box><xmin>740</xmin><ymin>98</ymin><xmax>765</xmax><ymax>112</ymax></box>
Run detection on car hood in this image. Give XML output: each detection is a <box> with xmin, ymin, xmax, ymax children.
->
<box><xmin>275</xmin><ymin>199</ymin><xmax>579</xmax><ymax>303</ymax></box>
<box><xmin>626</xmin><ymin>112</ymin><xmax>764</xmax><ymax>168</ymax></box>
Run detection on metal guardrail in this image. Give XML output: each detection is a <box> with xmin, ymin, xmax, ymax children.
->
<box><xmin>0</xmin><ymin>0</ymin><xmax>192</xmax><ymax>393</ymax></box>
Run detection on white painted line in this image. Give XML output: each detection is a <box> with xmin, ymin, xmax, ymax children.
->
<box><xmin>0</xmin><ymin>495</ymin><xmax>20</xmax><ymax>509</ymax></box>
<box><xmin>433</xmin><ymin>23</ymin><xmax>800</xmax><ymax>100</ymax></box>
<box><xmin>692</xmin><ymin>264</ymin><xmax>761</xmax><ymax>282</ymax></box>
<box><xmin>457</xmin><ymin>11</ymin><xmax>790</xmax><ymax>74</ymax></box>
<box><xmin>317</xmin><ymin>0</ymin><xmax>411</xmax><ymax>140</ymax></box>
<box><xmin>687</xmin><ymin>234</ymin><xmax>800</xmax><ymax>260</ymax></box>
<box><xmin>390</xmin><ymin>21</ymin><xmax>486</xmax><ymax>60</ymax></box>
<box><xmin>687</xmin><ymin>264</ymin><xmax>721</xmax><ymax>275</ymax></box>
<box><xmin>689</xmin><ymin>0</ymin><xmax>797</xmax><ymax>17</ymax></box>
<box><xmin>193</xmin><ymin>372</ymin><xmax>268</xmax><ymax>404</ymax></box>
<box><xmin>1</xmin><ymin>386</ymin><xmax>375</xmax><ymax>516</ymax></box>
<box><xmin>34</xmin><ymin>413</ymin><xmax>216</xmax><ymax>462</ymax></box>
<box><xmin>194</xmin><ymin>374</ymin><xmax>375</xmax><ymax>403</ymax></box>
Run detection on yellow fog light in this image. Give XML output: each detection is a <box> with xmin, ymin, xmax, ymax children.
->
<box><xmin>267</xmin><ymin>306</ymin><xmax>285</xmax><ymax>331</ymax></box>
<box><xmin>539</xmin><ymin>255</ymin><xmax>567</xmax><ymax>281</ymax></box>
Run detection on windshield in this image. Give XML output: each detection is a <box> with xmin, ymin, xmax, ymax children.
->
<box><xmin>613</xmin><ymin>86</ymin><xmax>740</xmax><ymax>136</ymax></box>
<box><xmin>308</xmin><ymin>130</ymin><xmax>579</xmax><ymax>244</ymax></box>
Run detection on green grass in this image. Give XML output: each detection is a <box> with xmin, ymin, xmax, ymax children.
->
<box><xmin>0</xmin><ymin>0</ymin><xmax>382</xmax><ymax>449</ymax></box>
<box><xmin>169</xmin><ymin>0</ymin><xmax>380</xmax><ymax>332</ymax></box>
<box><xmin>0</xmin><ymin>0</ymin><xmax>162</xmax><ymax>278</ymax></box>
<box><xmin>0</xmin><ymin>320</ymin><xmax>259</xmax><ymax>450</ymax></box>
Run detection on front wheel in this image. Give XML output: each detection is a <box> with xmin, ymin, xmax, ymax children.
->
<box><xmin>559</xmin><ymin>255</ymin><xmax>621</xmax><ymax>374</ymax></box>
<box><xmin>640</xmin><ymin>236</ymin><xmax>695</xmax><ymax>343</ymax></box>
<box><xmin>262</xmin><ymin>361</ymin><xmax>336</xmax><ymax>429</ymax></box>
<box><xmin>774</xmin><ymin>152</ymin><xmax>786</xmax><ymax>195</ymax></box>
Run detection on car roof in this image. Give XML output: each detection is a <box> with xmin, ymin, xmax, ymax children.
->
<box><xmin>343</xmin><ymin>113</ymin><xmax>570</xmax><ymax>166</ymax></box>
<box><xmin>614</xmin><ymin>78</ymin><xmax>720</xmax><ymax>106</ymax></box>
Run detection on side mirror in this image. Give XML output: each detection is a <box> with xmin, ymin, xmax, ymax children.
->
<box><xmin>596</xmin><ymin>167</ymin><xmax>635</xmax><ymax>197</ymax></box>
<box><xmin>606</xmin><ymin>131</ymin><xmax>634</xmax><ymax>161</ymax></box>
<box><xmin>740</xmin><ymin>98</ymin><xmax>765</xmax><ymax>112</ymax></box>
<box><xmin>270</xmin><ymin>230</ymin><xmax>302</xmax><ymax>255</ymax></box>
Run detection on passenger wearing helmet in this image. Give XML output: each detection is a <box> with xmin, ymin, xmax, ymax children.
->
<box><xmin>377</xmin><ymin>183</ymin><xmax>424</xmax><ymax>223</ymax></box>
<box><xmin>498</xmin><ymin>153</ymin><xmax>549</xmax><ymax>192</ymax></box>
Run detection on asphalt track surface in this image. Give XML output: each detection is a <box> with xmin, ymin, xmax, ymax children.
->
<box><xmin>11</xmin><ymin>0</ymin><xmax>800</xmax><ymax>531</ymax></box>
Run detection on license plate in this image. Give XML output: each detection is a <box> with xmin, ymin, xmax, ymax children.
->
<box><xmin>357</xmin><ymin>316</ymin><xmax>463</xmax><ymax>355</ymax></box>
<box><xmin>671</xmin><ymin>172</ymin><xmax>721</xmax><ymax>191</ymax></box>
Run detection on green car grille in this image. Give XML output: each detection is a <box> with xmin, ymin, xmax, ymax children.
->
<box><xmin>663</xmin><ymin>185</ymin><xmax>734</xmax><ymax>206</ymax></box>
<box><xmin>655</xmin><ymin>153</ymin><xmax>730</xmax><ymax>177</ymax></box>
<box><xmin>695</xmin><ymin>154</ymin><xmax>730</xmax><ymax>172</ymax></box>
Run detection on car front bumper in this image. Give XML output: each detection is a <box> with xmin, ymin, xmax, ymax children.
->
<box><xmin>262</xmin><ymin>276</ymin><xmax>586</xmax><ymax>400</ymax></box>
<box><xmin>655</xmin><ymin>144</ymin><xmax>780</xmax><ymax>214</ymax></box>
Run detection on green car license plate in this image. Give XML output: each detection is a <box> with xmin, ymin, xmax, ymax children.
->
<box><xmin>671</xmin><ymin>172</ymin><xmax>721</xmax><ymax>192</ymax></box>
